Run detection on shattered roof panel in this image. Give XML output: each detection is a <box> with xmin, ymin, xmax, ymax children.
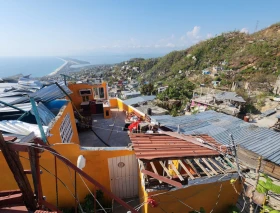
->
<box><xmin>9</xmin><ymin>82</ymin><xmax>72</xmax><ymax>105</ymax></box>
<box><xmin>150</xmin><ymin>110</ymin><xmax>280</xmax><ymax>164</ymax></box>
<box><xmin>0</xmin><ymin>120</ymin><xmax>48</xmax><ymax>138</ymax></box>
<box><xmin>30</xmin><ymin>103</ymin><xmax>55</xmax><ymax>126</ymax></box>
<box><xmin>129</xmin><ymin>133</ymin><xmax>223</xmax><ymax>160</ymax></box>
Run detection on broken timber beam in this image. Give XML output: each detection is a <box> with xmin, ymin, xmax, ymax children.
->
<box><xmin>141</xmin><ymin>169</ymin><xmax>183</xmax><ymax>188</ymax></box>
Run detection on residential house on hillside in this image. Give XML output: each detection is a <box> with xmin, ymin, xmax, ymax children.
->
<box><xmin>192</xmin><ymin>90</ymin><xmax>245</xmax><ymax>115</ymax></box>
<box><xmin>202</xmin><ymin>69</ymin><xmax>211</xmax><ymax>75</ymax></box>
<box><xmin>2</xmin><ymin>77</ymin><xmax>275</xmax><ymax>213</ymax></box>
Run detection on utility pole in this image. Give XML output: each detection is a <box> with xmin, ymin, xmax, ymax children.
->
<box><xmin>255</xmin><ymin>20</ymin><xmax>259</xmax><ymax>33</ymax></box>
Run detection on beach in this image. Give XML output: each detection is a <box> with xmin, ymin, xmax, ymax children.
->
<box><xmin>47</xmin><ymin>58</ymin><xmax>68</xmax><ymax>76</ymax></box>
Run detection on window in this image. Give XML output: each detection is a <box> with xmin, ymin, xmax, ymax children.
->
<box><xmin>94</xmin><ymin>87</ymin><xmax>105</xmax><ymax>99</ymax></box>
<box><xmin>59</xmin><ymin>113</ymin><xmax>73</xmax><ymax>143</ymax></box>
<box><xmin>79</xmin><ymin>89</ymin><xmax>92</xmax><ymax>96</ymax></box>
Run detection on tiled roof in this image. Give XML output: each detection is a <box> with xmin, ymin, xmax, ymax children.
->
<box><xmin>150</xmin><ymin>110</ymin><xmax>280</xmax><ymax>165</ymax></box>
<box><xmin>129</xmin><ymin>133</ymin><xmax>224</xmax><ymax>160</ymax></box>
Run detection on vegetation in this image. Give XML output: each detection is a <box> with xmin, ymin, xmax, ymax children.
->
<box><xmin>256</xmin><ymin>174</ymin><xmax>280</xmax><ymax>213</ymax></box>
<box><xmin>140</xmin><ymin>83</ymin><xmax>156</xmax><ymax>95</ymax></box>
<box><xmin>157</xmin><ymin>80</ymin><xmax>195</xmax><ymax>101</ymax></box>
<box><xmin>62</xmin><ymin>190</ymin><xmax>110</xmax><ymax>213</ymax></box>
<box><xmin>113</xmin><ymin>24</ymin><xmax>280</xmax><ymax>87</ymax></box>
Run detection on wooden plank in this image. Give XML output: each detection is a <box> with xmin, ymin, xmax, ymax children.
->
<box><xmin>150</xmin><ymin>162</ymin><xmax>162</xmax><ymax>183</ymax></box>
<box><xmin>169</xmin><ymin>161</ymin><xmax>184</xmax><ymax>181</ymax></box>
<box><xmin>237</xmin><ymin>146</ymin><xmax>280</xmax><ymax>180</ymax></box>
<box><xmin>141</xmin><ymin>169</ymin><xmax>182</xmax><ymax>188</ymax></box>
<box><xmin>0</xmin><ymin>133</ymin><xmax>37</xmax><ymax>211</ymax></box>
<box><xmin>202</xmin><ymin>158</ymin><xmax>218</xmax><ymax>175</ymax></box>
<box><xmin>185</xmin><ymin>159</ymin><xmax>201</xmax><ymax>177</ymax></box>
<box><xmin>178</xmin><ymin>160</ymin><xmax>194</xmax><ymax>180</ymax></box>
<box><xmin>208</xmin><ymin>158</ymin><xmax>225</xmax><ymax>173</ymax></box>
<box><xmin>194</xmin><ymin>159</ymin><xmax>211</xmax><ymax>177</ymax></box>
<box><xmin>159</xmin><ymin>161</ymin><xmax>172</xmax><ymax>178</ymax></box>
<box><xmin>138</xmin><ymin>160</ymin><xmax>148</xmax><ymax>180</ymax></box>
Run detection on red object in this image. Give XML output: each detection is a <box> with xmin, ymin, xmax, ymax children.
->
<box><xmin>90</xmin><ymin>101</ymin><xmax>96</xmax><ymax>114</ymax></box>
<box><xmin>129</xmin><ymin>133</ymin><xmax>225</xmax><ymax>160</ymax></box>
<box><xmin>147</xmin><ymin>197</ymin><xmax>158</xmax><ymax>208</ymax></box>
<box><xmin>128</xmin><ymin>121</ymin><xmax>141</xmax><ymax>132</ymax></box>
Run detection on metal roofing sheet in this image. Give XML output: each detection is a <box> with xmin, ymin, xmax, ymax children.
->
<box><xmin>123</xmin><ymin>95</ymin><xmax>156</xmax><ymax>106</ymax></box>
<box><xmin>129</xmin><ymin>133</ymin><xmax>223</xmax><ymax>160</ymax></box>
<box><xmin>0</xmin><ymin>120</ymin><xmax>48</xmax><ymax>138</ymax></box>
<box><xmin>9</xmin><ymin>82</ymin><xmax>72</xmax><ymax>105</ymax></box>
<box><xmin>151</xmin><ymin>110</ymin><xmax>280</xmax><ymax>164</ymax></box>
<box><xmin>215</xmin><ymin>91</ymin><xmax>246</xmax><ymax>103</ymax></box>
<box><xmin>30</xmin><ymin>103</ymin><xmax>55</xmax><ymax>126</ymax></box>
<box><xmin>0</xmin><ymin>103</ymin><xmax>32</xmax><ymax>113</ymax></box>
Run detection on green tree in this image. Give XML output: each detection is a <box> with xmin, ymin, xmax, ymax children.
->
<box><xmin>140</xmin><ymin>83</ymin><xmax>155</xmax><ymax>95</ymax></box>
<box><xmin>157</xmin><ymin>80</ymin><xmax>195</xmax><ymax>101</ymax></box>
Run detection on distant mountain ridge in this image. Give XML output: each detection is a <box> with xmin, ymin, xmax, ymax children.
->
<box><xmin>114</xmin><ymin>23</ymin><xmax>280</xmax><ymax>85</ymax></box>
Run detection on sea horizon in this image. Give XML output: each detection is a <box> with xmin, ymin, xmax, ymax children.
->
<box><xmin>0</xmin><ymin>53</ymin><xmax>164</xmax><ymax>78</ymax></box>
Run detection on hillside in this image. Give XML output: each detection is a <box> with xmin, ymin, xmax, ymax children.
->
<box><xmin>111</xmin><ymin>23</ymin><xmax>280</xmax><ymax>87</ymax></box>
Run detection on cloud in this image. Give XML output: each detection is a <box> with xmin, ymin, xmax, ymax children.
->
<box><xmin>240</xmin><ymin>28</ymin><xmax>249</xmax><ymax>34</ymax></box>
<box><xmin>180</xmin><ymin>26</ymin><xmax>202</xmax><ymax>44</ymax></box>
<box><xmin>207</xmin><ymin>33</ymin><xmax>213</xmax><ymax>38</ymax></box>
<box><xmin>166</xmin><ymin>43</ymin><xmax>175</xmax><ymax>47</ymax></box>
<box><xmin>186</xmin><ymin>26</ymin><xmax>201</xmax><ymax>38</ymax></box>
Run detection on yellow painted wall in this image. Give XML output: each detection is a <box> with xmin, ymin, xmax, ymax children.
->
<box><xmin>0</xmin><ymin>143</ymin><xmax>134</xmax><ymax>208</ymax></box>
<box><xmin>109</xmin><ymin>98</ymin><xmax>118</xmax><ymax>108</ymax></box>
<box><xmin>114</xmin><ymin>98</ymin><xmax>146</xmax><ymax>117</ymax></box>
<box><xmin>47</xmin><ymin>101</ymin><xmax>80</xmax><ymax>145</ymax></box>
<box><xmin>138</xmin><ymin>173</ymin><xmax>243</xmax><ymax>213</ymax></box>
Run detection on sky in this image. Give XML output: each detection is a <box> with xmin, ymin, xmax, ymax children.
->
<box><xmin>0</xmin><ymin>0</ymin><xmax>279</xmax><ymax>57</ymax></box>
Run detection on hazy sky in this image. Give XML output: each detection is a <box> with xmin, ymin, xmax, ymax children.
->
<box><xmin>0</xmin><ymin>0</ymin><xmax>279</xmax><ymax>57</ymax></box>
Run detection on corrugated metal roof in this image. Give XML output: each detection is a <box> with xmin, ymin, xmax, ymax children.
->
<box><xmin>129</xmin><ymin>133</ymin><xmax>223</xmax><ymax>160</ymax></box>
<box><xmin>0</xmin><ymin>120</ymin><xmax>49</xmax><ymax>138</ymax></box>
<box><xmin>215</xmin><ymin>91</ymin><xmax>246</xmax><ymax>103</ymax></box>
<box><xmin>30</xmin><ymin>103</ymin><xmax>55</xmax><ymax>125</ymax></box>
<box><xmin>0</xmin><ymin>103</ymin><xmax>32</xmax><ymax>113</ymax></box>
<box><xmin>9</xmin><ymin>82</ymin><xmax>72</xmax><ymax>105</ymax></box>
<box><xmin>123</xmin><ymin>95</ymin><xmax>156</xmax><ymax>106</ymax></box>
<box><xmin>151</xmin><ymin>110</ymin><xmax>280</xmax><ymax>165</ymax></box>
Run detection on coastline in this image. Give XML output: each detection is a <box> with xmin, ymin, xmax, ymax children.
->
<box><xmin>47</xmin><ymin>57</ymin><xmax>68</xmax><ymax>76</ymax></box>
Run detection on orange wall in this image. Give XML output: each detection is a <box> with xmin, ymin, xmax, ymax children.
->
<box><xmin>47</xmin><ymin>101</ymin><xmax>80</xmax><ymax>145</ymax></box>
<box><xmin>68</xmin><ymin>82</ymin><xmax>108</xmax><ymax>110</ymax></box>
<box><xmin>0</xmin><ymin>143</ymin><xmax>134</xmax><ymax>208</ymax></box>
<box><xmin>68</xmin><ymin>83</ymin><xmax>94</xmax><ymax>110</ymax></box>
<box><xmin>138</xmin><ymin>173</ymin><xmax>243</xmax><ymax>213</ymax></box>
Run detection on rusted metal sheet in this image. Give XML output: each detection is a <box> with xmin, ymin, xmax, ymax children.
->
<box><xmin>130</xmin><ymin>133</ymin><xmax>223</xmax><ymax>160</ymax></box>
<box><xmin>141</xmin><ymin>169</ymin><xmax>183</xmax><ymax>188</ymax></box>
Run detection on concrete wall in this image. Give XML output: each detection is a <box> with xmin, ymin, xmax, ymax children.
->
<box><xmin>110</xmin><ymin>98</ymin><xmax>146</xmax><ymax>117</ymax></box>
<box><xmin>138</xmin><ymin>172</ymin><xmax>242</xmax><ymax>213</ymax></box>
<box><xmin>68</xmin><ymin>82</ymin><xmax>108</xmax><ymax>110</ymax></box>
<box><xmin>47</xmin><ymin>101</ymin><xmax>80</xmax><ymax>145</ymax></box>
<box><xmin>0</xmin><ymin>143</ymin><xmax>134</xmax><ymax>207</ymax></box>
<box><xmin>68</xmin><ymin>83</ymin><xmax>95</xmax><ymax>110</ymax></box>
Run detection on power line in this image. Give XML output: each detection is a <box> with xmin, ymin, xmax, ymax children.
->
<box><xmin>18</xmin><ymin>154</ymin><xmax>84</xmax><ymax>213</ymax></box>
<box><xmin>78</xmin><ymin>174</ymin><xmax>107</xmax><ymax>213</ymax></box>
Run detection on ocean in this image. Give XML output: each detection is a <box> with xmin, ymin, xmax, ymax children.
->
<box><xmin>0</xmin><ymin>57</ymin><xmax>64</xmax><ymax>78</ymax></box>
<box><xmin>70</xmin><ymin>53</ymin><xmax>163</xmax><ymax>68</ymax></box>
<box><xmin>0</xmin><ymin>53</ymin><xmax>163</xmax><ymax>78</ymax></box>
